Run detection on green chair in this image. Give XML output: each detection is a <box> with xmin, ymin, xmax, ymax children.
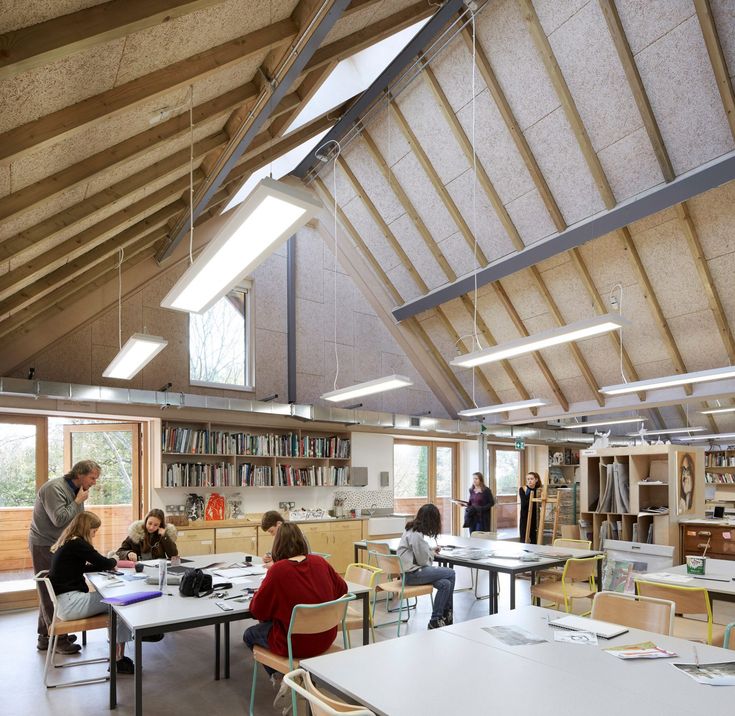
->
<box><xmin>725</xmin><ymin>622</ymin><xmax>734</xmax><ymax>649</ymax></box>
<box><xmin>369</xmin><ymin>551</ymin><xmax>433</xmax><ymax>637</ymax></box>
<box><xmin>249</xmin><ymin>592</ymin><xmax>355</xmax><ymax>716</ymax></box>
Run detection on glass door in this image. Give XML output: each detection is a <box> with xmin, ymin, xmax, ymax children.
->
<box><xmin>62</xmin><ymin>423</ymin><xmax>141</xmax><ymax>558</ymax></box>
<box><xmin>394</xmin><ymin>441</ymin><xmax>458</xmax><ymax>534</ymax></box>
<box><xmin>491</xmin><ymin>447</ymin><xmax>522</xmax><ymax>538</ymax></box>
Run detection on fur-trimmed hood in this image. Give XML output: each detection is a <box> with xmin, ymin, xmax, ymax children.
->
<box><xmin>127</xmin><ymin>520</ymin><xmax>177</xmax><ymax>544</ymax></box>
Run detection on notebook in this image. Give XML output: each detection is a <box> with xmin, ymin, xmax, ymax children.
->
<box><xmin>549</xmin><ymin>614</ymin><xmax>628</xmax><ymax>639</ymax></box>
<box><xmin>102</xmin><ymin>590</ymin><xmax>162</xmax><ymax>606</ymax></box>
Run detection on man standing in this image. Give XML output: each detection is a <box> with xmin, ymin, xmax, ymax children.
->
<box><xmin>29</xmin><ymin>459</ymin><xmax>101</xmax><ymax>653</ymax></box>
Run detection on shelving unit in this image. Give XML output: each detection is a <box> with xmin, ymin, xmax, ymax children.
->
<box><xmin>157</xmin><ymin>421</ymin><xmax>351</xmax><ymax>489</ymax></box>
<box><xmin>704</xmin><ymin>449</ymin><xmax>735</xmax><ymax>510</ymax></box>
<box><xmin>579</xmin><ymin>445</ymin><xmax>705</xmax><ymax>563</ymax></box>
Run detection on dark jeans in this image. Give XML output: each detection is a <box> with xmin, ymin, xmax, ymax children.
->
<box><xmin>244</xmin><ymin>621</ymin><xmax>276</xmax><ymax>676</ymax></box>
<box><xmin>30</xmin><ymin>543</ymin><xmax>53</xmax><ymax>637</ymax></box>
<box><xmin>404</xmin><ymin>566</ymin><xmax>455</xmax><ymax>620</ymax></box>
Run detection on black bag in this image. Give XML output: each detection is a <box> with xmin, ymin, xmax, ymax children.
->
<box><xmin>179</xmin><ymin>568</ymin><xmax>213</xmax><ymax>598</ymax></box>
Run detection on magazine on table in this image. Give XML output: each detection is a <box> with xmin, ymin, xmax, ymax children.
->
<box><xmin>604</xmin><ymin>641</ymin><xmax>678</xmax><ymax>659</ymax></box>
<box><xmin>673</xmin><ymin>661</ymin><xmax>735</xmax><ymax>685</ymax></box>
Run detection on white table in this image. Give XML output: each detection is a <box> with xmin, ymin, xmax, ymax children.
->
<box><xmin>354</xmin><ymin>535</ymin><xmax>601</xmax><ymax>613</ymax></box>
<box><xmin>302</xmin><ymin>605</ymin><xmax>734</xmax><ymax>716</ymax></box>
<box><xmin>640</xmin><ymin>559</ymin><xmax>735</xmax><ymax>605</ymax></box>
<box><xmin>90</xmin><ymin>552</ymin><xmax>370</xmax><ymax>716</ymax></box>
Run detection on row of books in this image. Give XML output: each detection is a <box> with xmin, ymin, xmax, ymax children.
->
<box><xmin>165</xmin><ymin>462</ymin><xmax>234</xmax><ymax>487</ymax></box>
<box><xmin>705</xmin><ymin>452</ymin><xmax>735</xmax><ymax>467</ymax></box>
<box><xmin>276</xmin><ymin>465</ymin><xmax>350</xmax><ymax>487</ymax></box>
<box><xmin>161</xmin><ymin>427</ymin><xmax>350</xmax><ymax>458</ymax></box>
<box><xmin>705</xmin><ymin>472</ymin><xmax>735</xmax><ymax>484</ymax></box>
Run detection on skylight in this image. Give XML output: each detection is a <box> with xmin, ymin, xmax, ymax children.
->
<box><xmin>285</xmin><ymin>19</ymin><xmax>430</xmax><ymax>134</ymax></box>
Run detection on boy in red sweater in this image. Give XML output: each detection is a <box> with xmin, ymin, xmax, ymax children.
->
<box><xmin>244</xmin><ymin>522</ymin><xmax>348</xmax><ymax>681</ymax></box>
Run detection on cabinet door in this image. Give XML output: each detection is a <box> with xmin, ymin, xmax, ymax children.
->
<box><xmin>216</xmin><ymin>527</ymin><xmax>257</xmax><ymax>556</ymax></box>
<box><xmin>257</xmin><ymin>531</ymin><xmax>274</xmax><ymax>557</ymax></box>
<box><xmin>300</xmin><ymin>524</ymin><xmax>332</xmax><ymax>561</ymax></box>
<box><xmin>177</xmin><ymin>529</ymin><xmax>215</xmax><ymax>557</ymax></box>
<box><xmin>330</xmin><ymin>523</ymin><xmax>363</xmax><ymax>573</ymax></box>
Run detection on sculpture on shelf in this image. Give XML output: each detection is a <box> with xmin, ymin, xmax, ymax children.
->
<box><xmin>636</xmin><ymin>425</ymin><xmax>649</xmax><ymax>446</ymax></box>
<box><xmin>227</xmin><ymin>495</ymin><xmax>244</xmax><ymax>520</ymax></box>
<box><xmin>552</xmin><ymin>451</ymin><xmax>564</xmax><ymax>465</ymax></box>
<box><xmin>185</xmin><ymin>493</ymin><xmax>205</xmax><ymax>521</ymax></box>
<box><xmin>591</xmin><ymin>430</ymin><xmax>611</xmax><ymax>449</ymax></box>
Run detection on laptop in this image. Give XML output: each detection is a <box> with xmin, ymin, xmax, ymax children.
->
<box><xmin>549</xmin><ymin>614</ymin><xmax>629</xmax><ymax>639</ymax></box>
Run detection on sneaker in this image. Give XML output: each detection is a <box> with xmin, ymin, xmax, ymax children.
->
<box><xmin>443</xmin><ymin>610</ymin><xmax>453</xmax><ymax>626</ymax></box>
<box><xmin>428</xmin><ymin>618</ymin><xmax>446</xmax><ymax>630</ymax></box>
<box><xmin>273</xmin><ymin>680</ymin><xmax>292</xmax><ymax>710</ymax></box>
<box><xmin>56</xmin><ymin>638</ymin><xmax>82</xmax><ymax>655</ymax></box>
<box><xmin>37</xmin><ymin>636</ymin><xmax>49</xmax><ymax>651</ymax></box>
<box><xmin>116</xmin><ymin>656</ymin><xmax>135</xmax><ymax>674</ymax></box>
<box><xmin>65</xmin><ymin>634</ymin><xmax>78</xmax><ymax>644</ymax></box>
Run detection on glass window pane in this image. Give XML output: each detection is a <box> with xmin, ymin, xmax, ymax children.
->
<box><xmin>435</xmin><ymin>446</ymin><xmax>453</xmax><ymax>534</ymax></box>
<box><xmin>190</xmin><ymin>289</ymin><xmax>247</xmax><ymax>388</ymax></box>
<box><xmin>495</xmin><ymin>450</ymin><xmax>520</xmax><ymax>495</ymax></box>
<box><xmin>394</xmin><ymin>444</ymin><xmax>428</xmax><ymax>516</ymax></box>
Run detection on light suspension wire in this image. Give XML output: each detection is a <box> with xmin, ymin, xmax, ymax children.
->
<box><xmin>609</xmin><ymin>282</ymin><xmax>626</xmax><ymax>384</ymax></box>
<box><xmin>188</xmin><ymin>84</ymin><xmax>195</xmax><ymax>265</ymax></box>
<box><xmin>117</xmin><ymin>247</ymin><xmax>125</xmax><ymax>350</ymax></box>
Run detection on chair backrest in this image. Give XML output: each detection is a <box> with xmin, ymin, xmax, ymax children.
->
<box><xmin>369</xmin><ymin>551</ymin><xmax>402</xmax><ymax>580</ymax></box>
<box><xmin>592</xmin><ymin>591</ymin><xmax>675</xmax><ymax>635</ymax></box>
<box><xmin>344</xmin><ymin>563</ymin><xmax>383</xmax><ymax>590</ymax></box>
<box><xmin>635</xmin><ymin>580</ymin><xmax>711</xmax><ymax>618</ymax></box>
<box><xmin>554</xmin><ymin>538</ymin><xmax>592</xmax><ymax>550</ymax></box>
<box><xmin>562</xmin><ymin>555</ymin><xmax>603</xmax><ymax>583</ymax></box>
<box><xmin>289</xmin><ymin>593</ymin><xmax>356</xmax><ymax>636</ymax></box>
<box><xmin>35</xmin><ymin>571</ymin><xmax>59</xmax><ymax>611</ymax></box>
<box><xmin>470</xmin><ymin>531</ymin><xmax>497</xmax><ymax>541</ymax></box>
<box><xmin>283</xmin><ymin>669</ymin><xmax>375</xmax><ymax>716</ymax></box>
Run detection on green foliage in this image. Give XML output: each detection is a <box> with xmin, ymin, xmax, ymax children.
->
<box><xmin>0</xmin><ymin>425</ymin><xmax>37</xmax><ymax>507</ymax></box>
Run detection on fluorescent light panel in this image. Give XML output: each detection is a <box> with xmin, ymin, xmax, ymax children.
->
<box><xmin>457</xmin><ymin>399</ymin><xmax>550</xmax><ymax>417</ymax></box>
<box><xmin>560</xmin><ymin>416</ymin><xmax>646</xmax><ymax>429</ymax></box>
<box><xmin>451</xmin><ymin>314</ymin><xmax>628</xmax><ymax>368</ymax></box>
<box><xmin>600</xmin><ymin>366</ymin><xmax>735</xmax><ymax>396</ymax></box>
<box><xmin>102</xmin><ymin>334</ymin><xmax>168</xmax><ymax>380</ymax></box>
<box><xmin>625</xmin><ymin>427</ymin><xmax>706</xmax><ymax>436</ymax></box>
<box><xmin>675</xmin><ymin>432</ymin><xmax>735</xmax><ymax>441</ymax></box>
<box><xmin>700</xmin><ymin>406</ymin><xmax>735</xmax><ymax>415</ymax></box>
<box><xmin>161</xmin><ymin>178</ymin><xmax>322</xmax><ymax>314</ymax></box>
<box><xmin>320</xmin><ymin>375</ymin><xmax>412</xmax><ymax>402</ymax></box>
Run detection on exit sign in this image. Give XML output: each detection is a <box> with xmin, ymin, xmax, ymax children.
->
<box><xmin>514</xmin><ymin>439</ymin><xmax>525</xmax><ymax>450</ymax></box>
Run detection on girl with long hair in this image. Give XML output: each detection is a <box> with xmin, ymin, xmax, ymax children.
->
<box><xmin>116</xmin><ymin>508</ymin><xmax>178</xmax><ymax>562</ymax></box>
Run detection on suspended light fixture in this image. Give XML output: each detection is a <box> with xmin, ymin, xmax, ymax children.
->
<box><xmin>104</xmin><ymin>249</ymin><xmax>168</xmax><ymax>380</ymax></box>
<box><xmin>321</xmin><ymin>375</ymin><xmax>413</xmax><ymax>402</ymax></box>
<box><xmin>451</xmin><ymin>314</ymin><xmax>628</xmax><ymax>368</ymax></box>
<box><xmin>161</xmin><ymin>177</ymin><xmax>323</xmax><ymax>314</ymax></box>
<box><xmin>560</xmin><ymin>416</ymin><xmax>646</xmax><ymax>429</ymax></box>
<box><xmin>700</xmin><ymin>406</ymin><xmax>735</xmax><ymax>415</ymax></box>
<box><xmin>457</xmin><ymin>398</ymin><xmax>550</xmax><ymax>417</ymax></box>
<box><xmin>625</xmin><ymin>426</ymin><xmax>706</xmax><ymax>437</ymax></box>
<box><xmin>674</xmin><ymin>432</ymin><xmax>735</xmax><ymax>441</ymax></box>
<box><xmin>600</xmin><ymin>366</ymin><xmax>735</xmax><ymax>396</ymax></box>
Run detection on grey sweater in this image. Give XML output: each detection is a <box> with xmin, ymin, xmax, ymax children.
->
<box><xmin>397</xmin><ymin>529</ymin><xmax>434</xmax><ymax>573</ymax></box>
<box><xmin>28</xmin><ymin>477</ymin><xmax>84</xmax><ymax>547</ymax></box>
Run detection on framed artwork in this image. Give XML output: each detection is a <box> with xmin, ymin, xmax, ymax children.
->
<box><xmin>677</xmin><ymin>452</ymin><xmax>695</xmax><ymax>515</ymax></box>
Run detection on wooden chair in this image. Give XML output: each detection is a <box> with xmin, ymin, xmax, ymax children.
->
<box><xmin>283</xmin><ymin>669</ymin><xmax>374</xmax><ymax>715</ymax></box>
<box><xmin>635</xmin><ymin>580</ymin><xmax>727</xmax><ymax>646</ymax></box>
<box><xmin>343</xmin><ymin>563</ymin><xmax>383</xmax><ymax>646</ymax></box>
<box><xmin>591</xmin><ymin>591</ymin><xmax>675</xmax><ymax>635</ymax></box>
<box><xmin>470</xmin><ymin>531</ymin><xmax>497</xmax><ymax>599</ymax></box>
<box><xmin>365</xmin><ymin>541</ymin><xmax>414</xmax><ymax>614</ymax></box>
<box><xmin>530</xmin><ymin>555</ymin><xmax>603</xmax><ymax>613</ymax></box>
<box><xmin>249</xmin><ymin>593</ymin><xmax>355</xmax><ymax>716</ymax></box>
<box><xmin>370</xmin><ymin>551</ymin><xmax>433</xmax><ymax>637</ymax></box>
<box><xmin>35</xmin><ymin>572</ymin><xmax>110</xmax><ymax>688</ymax></box>
<box><xmin>535</xmin><ymin>538</ymin><xmax>593</xmax><ymax>583</ymax></box>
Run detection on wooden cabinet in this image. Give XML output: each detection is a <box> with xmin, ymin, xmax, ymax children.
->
<box><xmin>579</xmin><ymin>446</ymin><xmax>705</xmax><ymax>563</ymax></box>
<box><xmin>330</xmin><ymin>521</ymin><xmax>364</xmax><ymax>572</ymax></box>
<box><xmin>215</xmin><ymin>526</ymin><xmax>257</xmax><ymax>555</ymax></box>
<box><xmin>681</xmin><ymin>523</ymin><xmax>735</xmax><ymax>560</ymax></box>
<box><xmin>177</xmin><ymin>528</ymin><xmax>215</xmax><ymax>557</ymax></box>
<box><xmin>257</xmin><ymin>531</ymin><xmax>274</xmax><ymax>557</ymax></box>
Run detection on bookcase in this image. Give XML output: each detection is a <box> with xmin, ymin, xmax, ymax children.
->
<box><xmin>579</xmin><ymin>445</ymin><xmax>705</xmax><ymax>563</ymax></box>
<box><xmin>156</xmin><ymin>420</ymin><xmax>351</xmax><ymax>489</ymax></box>
<box><xmin>704</xmin><ymin>449</ymin><xmax>735</xmax><ymax>510</ymax></box>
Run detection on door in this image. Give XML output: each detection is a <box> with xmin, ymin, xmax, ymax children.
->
<box><xmin>63</xmin><ymin>423</ymin><xmax>140</xmax><ymax>559</ymax></box>
<box><xmin>491</xmin><ymin>447</ymin><xmax>522</xmax><ymax>536</ymax></box>
<box><xmin>394</xmin><ymin>441</ymin><xmax>458</xmax><ymax>534</ymax></box>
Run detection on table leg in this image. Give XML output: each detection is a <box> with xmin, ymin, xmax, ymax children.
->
<box><xmin>361</xmin><ymin>592</ymin><xmax>370</xmax><ymax>645</ymax></box>
<box><xmin>215</xmin><ymin>623</ymin><xmax>221</xmax><ymax>680</ymax></box>
<box><xmin>488</xmin><ymin>572</ymin><xmax>497</xmax><ymax>615</ymax></box>
<box><xmin>134</xmin><ymin>635</ymin><xmax>143</xmax><ymax>716</ymax></box>
<box><xmin>510</xmin><ymin>574</ymin><xmax>516</xmax><ymax>610</ymax></box>
<box><xmin>109</xmin><ymin>608</ymin><xmax>117</xmax><ymax>709</ymax></box>
<box><xmin>354</xmin><ymin>544</ymin><xmax>359</xmax><ymax>563</ymax></box>
<box><xmin>224</xmin><ymin>622</ymin><xmax>230</xmax><ymax>679</ymax></box>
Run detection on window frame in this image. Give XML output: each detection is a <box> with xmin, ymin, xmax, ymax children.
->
<box><xmin>188</xmin><ymin>280</ymin><xmax>255</xmax><ymax>392</ymax></box>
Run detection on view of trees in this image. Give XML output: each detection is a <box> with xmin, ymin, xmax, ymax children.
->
<box><xmin>394</xmin><ymin>444</ymin><xmax>429</xmax><ymax>498</ymax></box>
<box><xmin>189</xmin><ymin>289</ymin><xmax>247</xmax><ymax>387</ymax></box>
<box><xmin>495</xmin><ymin>449</ymin><xmax>521</xmax><ymax>495</ymax></box>
<box><xmin>0</xmin><ymin>424</ymin><xmax>37</xmax><ymax>507</ymax></box>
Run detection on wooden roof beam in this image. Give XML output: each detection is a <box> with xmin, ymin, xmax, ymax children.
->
<box><xmin>0</xmin><ymin>0</ymin><xmax>228</xmax><ymax>81</ymax></box>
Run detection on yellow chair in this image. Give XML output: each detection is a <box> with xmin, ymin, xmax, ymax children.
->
<box><xmin>530</xmin><ymin>555</ymin><xmax>603</xmax><ymax>613</ymax></box>
<box><xmin>249</xmin><ymin>593</ymin><xmax>355</xmax><ymax>716</ymax></box>
<box><xmin>635</xmin><ymin>580</ymin><xmax>727</xmax><ymax>646</ymax></box>
<box><xmin>283</xmin><ymin>668</ymin><xmax>375</xmax><ymax>715</ymax></box>
<box><xmin>535</xmin><ymin>538</ymin><xmax>593</xmax><ymax>583</ymax></box>
<box><xmin>35</xmin><ymin>572</ymin><xmax>110</xmax><ymax>688</ymax></box>
<box><xmin>591</xmin><ymin>591</ymin><xmax>675</xmax><ymax>635</ymax></box>
<box><xmin>370</xmin><ymin>551</ymin><xmax>433</xmax><ymax>637</ymax></box>
<box><xmin>343</xmin><ymin>563</ymin><xmax>383</xmax><ymax>646</ymax></box>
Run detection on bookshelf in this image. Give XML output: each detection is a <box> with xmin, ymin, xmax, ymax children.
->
<box><xmin>578</xmin><ymin>445</ymin><xmax>705</xmax><ymax>562</ymax></box>
<box><xmin>704</xmin><ymin>448</ymin><xmax>735</xmax><ymax>510</ymax></box>
<box><xmin>157</xmin><ymin>421</ymin><xmax>351</xmax><ymax>489</ymax></box>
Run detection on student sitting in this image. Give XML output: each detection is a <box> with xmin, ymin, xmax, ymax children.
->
<box><xmin>49</xmin><ymin>512</ymin><xmax>135</xmax><ymax>673</ymax></box>
<box><xmin>397</xmin><ymin>503</ymin><xmax>456</xmax><ymax>629</ymax></box>
<box><xmin>259</xmin><ymin>510</ymin><xmax>285</xmax><ymax>569</ymax></box>
<box><xmin>244</xmin><ymin>523</ymin><xmax>347</xmax><ymax>705</ymax></box>
<box><xmin>116</xmin><ymin>508</ymin><xmax>178</xmax><ymax>562</ymax></box>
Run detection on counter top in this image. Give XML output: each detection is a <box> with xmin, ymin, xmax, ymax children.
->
<box><xmin>680</xmin><ymin>517</ymin><xmax>735</xmax><ymax>526</ymax></box>
<box><xmin>177</xmin><ymin>516</ymin><xmax>367</xmax><ymax>530</ymax></box>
